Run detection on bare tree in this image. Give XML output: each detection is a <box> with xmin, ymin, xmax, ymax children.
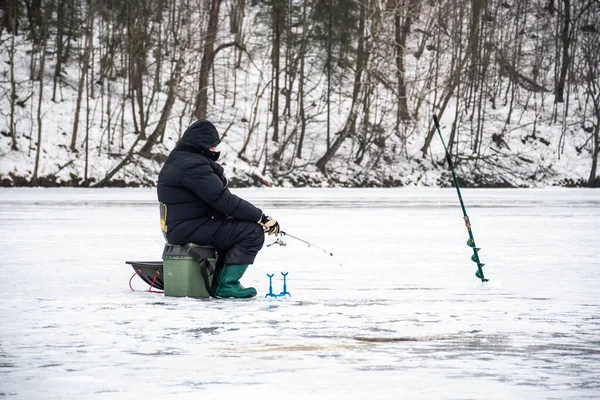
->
<box><xmin>8</xmin><ymin>6</ymin><xmax>18</xmax><ymax>150</ymax></box>
<box><xmin>270</xmin><ymin>0</ymin><xmax>285</xmax><ymax>143</ymax></box>
<box><xmin>194</xmin><ymin>0</ymin><xmax>222</xmax><ymax>120</ymax></box>
<box><xmin>71</xmin><ymin>5</ymin><xmax>93</xmax><ymax>152</ymax></box>
<box><xmin>33</xmin><ymin>7</ymin><xmax>51</xmax><ymax>183</ymax></box>
<box><xmin>51</xmin><ymin>0</ymin><xmax>66</xmax><ymax>102</ymax></box>
<box><xmin>555</xmin><ymin>0</ymin><xmax>570</xmax><ymax>103</ymax></box>
<box><xmin>579</xmin><ymin>4</ymin><xmax>600</xmax><ymax>186</ymax></box>
<box><xmin>395</xmin><ymin>0</ymin><xmax>420</xmax><ymax>123</ymax></box>
<box><xmin>0</xmin><ymin>0</ymin><xmax>18</xmax><ymax>33</ymax></box>
<box><xmin>296</xmin><ymin>0</ymin><xmax>309</xmax><ymax>159</ymax></box>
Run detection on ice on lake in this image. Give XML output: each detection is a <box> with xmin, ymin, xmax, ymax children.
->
<box><xmin>1</xmin><ymin>188</ymin><xmax>599</xmax><ymax>399</ymax></box>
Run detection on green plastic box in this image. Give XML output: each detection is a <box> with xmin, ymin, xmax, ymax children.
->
<box><xmin>162</xmin><ymin>243</ymin><xmax>216</xmax><ymax>298</ymax></box>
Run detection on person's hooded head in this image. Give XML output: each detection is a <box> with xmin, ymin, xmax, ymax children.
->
<box><xmin>176</xmin><ymin>120</ymin><xmax>221</xmax><ymax>161</ymax></box>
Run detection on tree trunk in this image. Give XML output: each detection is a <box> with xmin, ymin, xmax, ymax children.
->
<box><xmin>63</xmin><ymin>0</ymin><xmax>77</xmax><ymax>63</ymax></box>
<box><xmin>9</xmin><ymin>25</ymin><xmax>17</xmax><ymax>150</ymax></box>
<box><xmin>134</xmin><ymin>63</ymin><xmax>146</xmax><ymax>138</ymax></box>
<box><xmin>355</xmin><ymin>78</ymin><xmax>371</xmax><ymax>165</ymax></box>
<box><xmin>1</xmin><ymin>0</ymin><xmax>17</xmax><ymax>33</ymax></box>
<box><xmin>589</xmin><ymin>93</ymin><xmax>600</xmax><ymax>186</ymax></box>
<box><xmin>25</xmin><ymin>0</ymin><xmax>43</xmax><ymax>45</ymax></box>
<box><xmin>139</xmin><ymin>57</ymin><xmax>185</xmax><ymax>156</ymax></box>
<box><xmin>326</xmin><ymin>0</ymin><xmax>333</xmax><ymax>149</ymax></box>
<box><xmin>33</xmin><ymin>24</ymin><xmax>48</xmax><ymax>182</ymax></box>
<box><xmin>127</xmin><ymin>1</ymin><xmax>149</xmax><ymax>139</ymax></box>
<box><xmin>85</xmin><ymin>51</ymin><xmax>91</xmax><ymax>182</ymax></box>
<box><xmin>71</xmin><ymin>9</ymin><xmax>93</xmax><ymax>152</ymax></box>
<box><xmin>230</xmin><ymin>0</ymin><xmax>245</xmax><ymax>35</ymax></box>
<box><xmin>271</xmin><ymin>0</ymin><xmax>284</xmax><ymax>143</ymax></box>
<box><xmin>555</xmin><ymin>0</ymin><xmax>570</xmax><ymax>103</ymax></box>
<box><xmin>589</xmin><ymin>120</ymin><xmax>599</xmax><ymax>187</ymax></box>
<box><xmin>296</xmin><ymin>0</ymin><xmax>308</xmax><ymax>159</ymax></box>
<box><xmin>468</xmin><ymin>0</ymin><xmax>484</xmax><ymax>85</ymax></box>
<box><xmin>395</xmin><ymin>0</ymin><xmax>419</xmax><ymax>123</ymax></box>
<box><xmin>194</xmin><ymin>0</ymin><xmax>222</xmax><ymax>120</ymax></box>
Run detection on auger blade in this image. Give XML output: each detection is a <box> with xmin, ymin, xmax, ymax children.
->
<box><xmin>475</xmin><ymin>270</ymin><xmax>488</xmax><ymax>281</ymax></box>
<box><xmin>475</xmin><ymin>263</ymin><xmax>488</xmax><ymax>282</ymax></box>
<box><xmin>466</xmin><ymin>238</ymin><xmax>476</xmax><ymax>248</ymax></box>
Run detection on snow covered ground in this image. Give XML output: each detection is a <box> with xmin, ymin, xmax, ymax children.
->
<box><xmin>1</xmin><ymin>187</ymin><xmax>599</xmax><ymax>399</ymax></box>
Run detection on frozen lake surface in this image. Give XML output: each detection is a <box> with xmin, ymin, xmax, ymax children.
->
<box><xmin>1</xmin><ymin>187</ymin><xmax>599</xmax><ymax>399</ymax></box>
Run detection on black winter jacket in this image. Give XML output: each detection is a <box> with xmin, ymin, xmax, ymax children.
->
<box><xmin>157</xmin><ymin>120</ymin><xmax>262</xmax><ymax>244</ymax></box>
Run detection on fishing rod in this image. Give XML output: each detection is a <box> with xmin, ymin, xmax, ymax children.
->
<box><xmin>267</xmin><ymin>231</ymin><xmax>334</xmax><ymax>256</ymax></box>
<box><xmin>282</xmin><ymin>231</ymin><xmax>333</xmax><ymax>256</ymax></box>
<box><xmin>433</xmin><ymin>114</ymin><xmax>488</xmax><ymax>282</ymax></box>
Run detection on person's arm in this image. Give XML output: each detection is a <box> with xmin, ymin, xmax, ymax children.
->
<box><xmin>182</xmin><ymin>162</ymin><xmax>262</xmax><ymax>222</ymax></box>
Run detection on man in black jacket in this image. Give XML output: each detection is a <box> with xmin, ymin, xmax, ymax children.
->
<box><xmin>157</xmin><ymin>120</ymin><xmax>280</xmax><ymax>298</ymax></box>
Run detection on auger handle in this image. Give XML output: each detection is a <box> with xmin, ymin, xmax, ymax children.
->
<box><xmin>433</xmin><ymin>114</ymin><xmax>454</xmax><ymax>169</ymax></box>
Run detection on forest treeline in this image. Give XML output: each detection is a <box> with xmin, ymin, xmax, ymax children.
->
<box><xmin>0</xmin><ymin>0</ymin><xmax>599</xmax><ymax>187</ymax></box>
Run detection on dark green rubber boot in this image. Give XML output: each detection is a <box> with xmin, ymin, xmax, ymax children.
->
<box><xmin>215</xmin><ymin>264</ymin><xmax>257</xmax><ymax>298</ymax></box>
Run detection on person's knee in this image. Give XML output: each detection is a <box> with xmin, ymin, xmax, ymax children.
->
<box><xmin>251</xmin><ymin>223</ymin><xmax>265</xmax><ymax>247</ymax></box>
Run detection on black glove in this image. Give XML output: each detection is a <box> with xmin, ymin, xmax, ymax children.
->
<box><xmin>258</xmin><ymin>214</ymin><xmax>280</xmax><ymax>236</ymax></box>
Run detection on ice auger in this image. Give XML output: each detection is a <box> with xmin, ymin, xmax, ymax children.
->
<box><xmin>433</xmin><ymin>114</ymin><xmax>488</xmax><ymax>282</ymax></box>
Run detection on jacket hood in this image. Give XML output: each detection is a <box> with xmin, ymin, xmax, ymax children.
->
<box><xmin>175</xmin><ymin>120</ymin><xmax>221</xmax><ymax>153</ymax></box>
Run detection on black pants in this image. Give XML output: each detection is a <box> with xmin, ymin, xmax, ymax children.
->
<box><xmin>184</xmin><ymin>218</ymin><xmax>265</xmax><ymax>265</ymax></box>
